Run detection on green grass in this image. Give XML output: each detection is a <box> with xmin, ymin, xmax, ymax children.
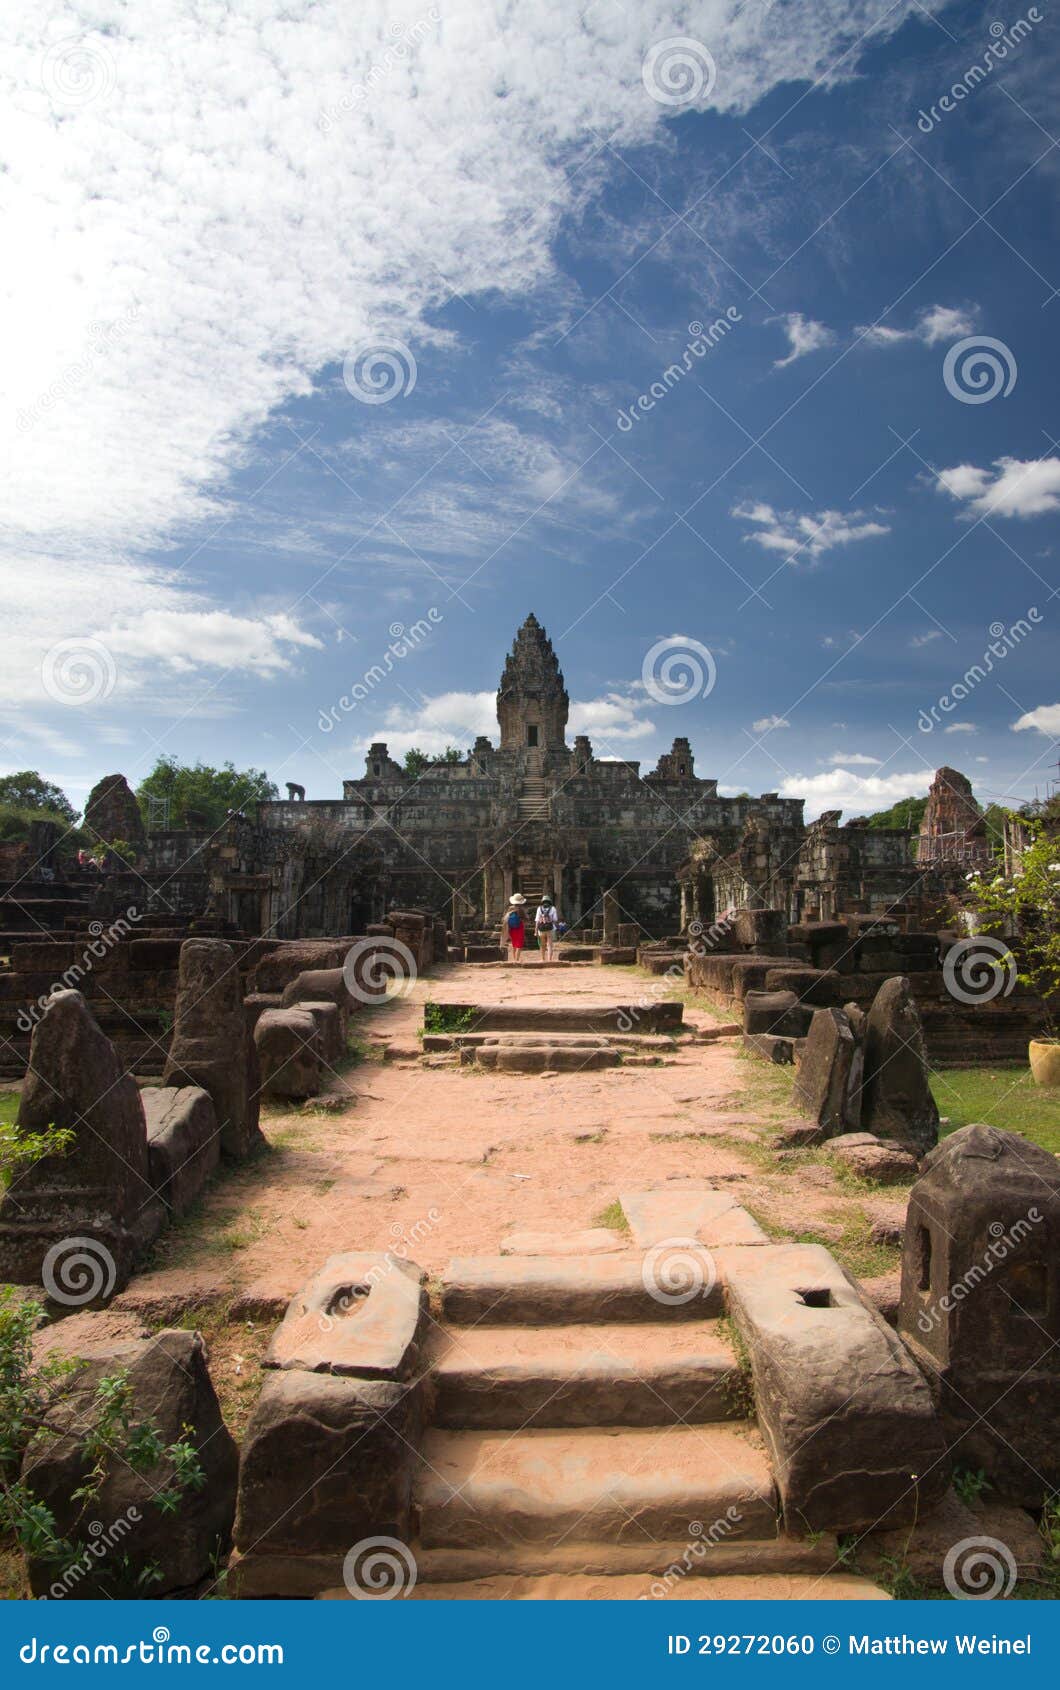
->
<box><xmin>930</xmin><ymin>1065</ymin><xmax>1060</xmax><ymax>1156</ymax></box>
<box><xmin>592</xmin><ymin>1198</ymin><xmax>629</xmax><ymax>1233</ymax></box>
<box><xmin>0</xmin><ymin>1092</ymin><xmax>19</xmax><ymax>1128</ymax></box>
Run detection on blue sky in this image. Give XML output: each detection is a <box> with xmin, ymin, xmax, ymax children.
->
<box><xmin>5</xmin><ymin>0</ymin><xmax>1059</xmax><ymax>818</ymax></box>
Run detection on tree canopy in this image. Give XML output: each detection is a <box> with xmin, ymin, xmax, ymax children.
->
<box><xmin>136</xmin><ymin>757</ymin><xmax>278</xmax><ymax>830</ymax></box>
<box><xmin>857</xmin><ymin>796</ymin><xmax>929</xmax><ymax>831</ymax></box>
<box><xmin>0</xmin><ymin>771</ymin><xmax>77</xmax><ymax>824</ymax></box>
<box><xmin>403</xmin><ymin>746</ymin><xmax>462</xmax><ymax>776</ymax></box>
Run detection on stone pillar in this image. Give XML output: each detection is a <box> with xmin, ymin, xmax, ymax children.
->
<box><xmin>899</xmin><ymin>1123</ymin><xmax>1060</xmax><ymax>1505</ymax></box>
<box><xmin>602</xmin><ymin>888</ymin><xmax>620</xmax><ymax>945</ymax></box>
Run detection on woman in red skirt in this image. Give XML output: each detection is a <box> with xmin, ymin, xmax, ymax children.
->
<box><xmin>506</xmin><ymin>893</ymin><xmax>527</xmax><ymax>962</ymax></box>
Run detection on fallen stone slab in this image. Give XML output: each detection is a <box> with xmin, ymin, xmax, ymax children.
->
<box><xmin>265</xmin><ymin>1251</ymin><xmax>428</xmax><ymax>1380</ymax></box>
<box><xmin>763</xmin><ymin>967</ymin><xmax>842</xmax><ymax>1007</ymax></box>
<box><xmin>719</xmin><ymin>1241</ymin><xmax>948</xmax><ymax>1534</ymax></box>
<box><xmin>475</xmin><ymin>1041</ymin><xmax>620</xmax><ymax>1072</ymax></box>
<box><xmin>743</xmin><ymin>1032</ymin><xmax>795</xmax><ymax>1065</ymax></box>
<box><xmin>828</xmin><ymin>1132</ymin><xmax>920</xmax><ymax>1183</ymax></box>
<box><xmin>744</xmin><ymin>989</ymin><xmax>811</xmax><ymax>1038</ymax></box>
<box><xmin>500</xmin><ymin>1229</ymin><xmax>624</xmax><ymax>1256</ymax></box>
<box><xmin>620</xmin><ymin>1187</ymin><xmax>768</xmax><ymax>1249</ymax></box>
<box><xmin>142</xmin><ymin>1084</ymin><xmax>219</xmax><ymax>1218</ymax></box>
<box><xmin>293</xmin><ymin>999</ymin><xmax>345</xmax><ymax>1064</ymax></box>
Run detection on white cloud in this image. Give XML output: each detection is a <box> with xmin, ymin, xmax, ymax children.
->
<box><xmin>827</xmin><ymin>751</ymin><xmax>881</xmax><ymax>765</ymax></box>
<box><xmin>910</xmin><ymin>629</ymin><xmax>943</xmax><ymax>647</ymax></box>
<box><xmin>772</xmin><ymin>312</ymin><xmax>833</xmax><ymax>368</ymax></box>
<box><xmin>781</xmin><ymin>767</ymin><xmax>931</xmax><ymax>821</ymax></box>
<box><xmin>935</xmin><ymin>457</ymin><xmax>1060</xmax><ymax>519</ymax></box>
<box><xmin>1012</xmin><ymin>703</ymin><xmax>1060</xmax><ymax>735</ymax></box>
<box><xmin>361</xmin><ymin>686</ymin><xmax>656</xmax><ymax>759</ymax></box>
<box><xmin>2</xmin><ymin>1</ymin><xmax>938</xmax><ymax>713</ymax></box>
<box><xmin>943</xmin><ymin>722</ymin><xmax>976</xmax><ymax>735</ymax></box>
<box><xmin>858</xmin><ymin>303</ymin><xmax>977</xmax><ymax>347</ymax></box>
<box><xmin>752</xmin><ymin>714</ymin><xmax>790</xmax><ymax>732</ymax></box>
<box><xmin>732</xmin><ymin>501</ymin><xmax>889</xmax><ymax>562</ymax></box>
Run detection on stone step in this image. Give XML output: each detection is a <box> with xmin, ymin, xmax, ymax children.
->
<box><xmin>415</xmin><ymin>1425</ymin><xmax>777</xmax><ymax>1550</ymax></box>
<box><xmin>424</xmin><ymin>1030</ymin><xmax>684</xmax><ymax>1052</ymax></box>
<box><xmin>360</xmin><ymin>1570</ymin><xmax>888</xmax><ymax>1600</ymax></box>
<box><xmin>429</xmin><ymin>1320</ymin><xmax>743</xmax><ymax>1428</ymax></box>
<box><xmin>472</xmin><ymin>1040</ymin><xmax>622</xmax><ymax>1072</ymax></box>
<box><xmin>441</xmin><ymin>1253</ymin><xmax>725</xmax><ymax>1325</ymax></box>
<box><xmin>407</xmin><ymin>1530</ymin><xmax>842</xmax><ymax>1585</ymax></box>
<box><xmin>424</xmin><ymin>1001</ymin><xmax>684</xmax><ymax>1035</ymax></box>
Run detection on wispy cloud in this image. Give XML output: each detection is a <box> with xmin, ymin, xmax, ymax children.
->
<box><xmin>752</xmin><ymin>713</ymin><xmax>790</xmax><ymax>732</ymax></box>
<box><xmin>858</xmin><ymin>302</ymin><xmax>977</xmax><ymax>347</ymax></box>
<box><xmin>732</xmin><ymin>501</ymin><xmax>889</xmax><ymax>562</ymax></box>
<box><xmin>772</xmin><ymin>312</ymin><xmax>834</xmax><ymax>368</ymax></box>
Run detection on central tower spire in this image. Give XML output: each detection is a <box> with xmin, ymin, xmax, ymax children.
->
<box><xmin>496</xmin><ymin>613</ymin><xmax>569</xmax><ymax>751</ymax></box>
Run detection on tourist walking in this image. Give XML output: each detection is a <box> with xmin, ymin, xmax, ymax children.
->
<box><xmin>535</xmin><ymin>893</ymin><xmax>560</xmax><ymax>962</ymax></box>
<box><xmin>506</xmin><ymin>893</ymin><xmax>527</xmax><ymax>963</ymax></box>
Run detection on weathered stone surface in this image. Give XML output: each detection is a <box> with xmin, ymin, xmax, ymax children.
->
<box><xmin>475</xmin><ymin>1039</ymin><xmax>620</xmax><ymax>1072</ymax></box>
<box><xmin>858</xmin><ymin>1490</ymin><xmax>1044</xmax><ymax>1589</ymax></box>
<box><xmin>743</xmin><ymin>1032</ymin><xmax>795</xmax><ymax>1064</ymax></box>
<box><xmin>500</xmin><ymin>1229</ymin><xmax>624</xmax><ymax>1256</ymax></box>
<box><xmin>83</xmin><ymin>771</ymin><xmax>145</xmax><ymax>846</ymax></box>
<box><xmin>620</xmin><ymin>1186</ymin><xmax>767</xmax><ymax>1249</ymax></box>
<box><xmin>442</xmin><ymin>1255</ymin><xmax>725</xmax><ymax>1325</ymax></box>
<box><xmin>744</xmin><ymin>989</ymin><xmax>811</xmax><ymax>1038</ymax></box>
<box><xmin>0</xmin><ymin>991</ymin><xmax>161</xmax><ymax>1294</ymax></box>
<box><xmin>233</xmin><ymin>1369</ymin><xmax>424</xmax><ymax>1572</ymax></box>
<box><xmin>900</xmin><ymin>1123</ymin><xmax>1060</xmax><ymax>1506</ymax></box>
<box><xmin>720</xmin><ymin>1241</ymin><xmax>948</xmax><ymax>1533</ymax></box>
<box><xmin>254</xmin><ymin>1006</ymin><xmax>321</xmax><ymax>1100</ymax></box>
<box><xmin>266</xmin><ymin>1253</ymin><xmax>428</xmax><ymax>1380</ymax></box>
<box><xmin>163</xmin><ymin>939</ymin><xmax>262</xmax><ymax>1160</ymax></box>
<box><xmin>861</xmin><ymin>976</ymin><xmax>939</xmax><ymax>1155</ymax></box>
<box><xmin>859</xmin><ymin>1271</ymin><xmax>901</xmax><ymax>1326</ymax></box>
<box><xmin>792</xmin><ymin>1007</ymin><xmax>861</xmax><ymax>1139</ymax></box>
<box><xmin>763</xmin><ymin>967</ymin><xmax>841</xmax><ymax>1007</ymax></box>
<box><xmin>23</xmin><ymin>1330</ymin><xmax>237</xmax><ymax>1597</ymax></box>
<box><xmin>141</xmin><ymin>1085</ymin><xmax>219</xmax><ymax>1218</ymax></box>
<box><xmin>829</xmin><ymin>1133</ymin><xmax>920</xmax><ymax>1183</ymax></box>
<box><xmin>280</xmin><ymin>967</ymin><xmax>354</xmax><ymax>1017</ymax></box>
<box><xmin>294</xmin><ymin>1000</ymin><xmax>345</xmax><ymax>1064</ymax></box>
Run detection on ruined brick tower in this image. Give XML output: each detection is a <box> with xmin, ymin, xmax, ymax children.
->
<box><xmin>496</xmin><ymin>612</ymin><xmax>570</xmax><ymax>752</ymax></box>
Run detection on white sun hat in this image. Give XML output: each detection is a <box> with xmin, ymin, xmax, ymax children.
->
<box><xmin>509</xmin><ymin>893</ymin><xmax>527</xmax><ymax>905</ymax></box>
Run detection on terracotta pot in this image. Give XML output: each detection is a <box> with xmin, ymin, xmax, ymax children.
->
<box><xmin>1029</xmin><ymin>1039</ymin><xmax>1060</xmax><ymax>1089</ymax></box>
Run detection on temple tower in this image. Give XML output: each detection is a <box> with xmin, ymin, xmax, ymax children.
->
<box><xmin>496</xmin><ymin>614</ymin><xmax>569</xmax><ymax>752</ymax></box>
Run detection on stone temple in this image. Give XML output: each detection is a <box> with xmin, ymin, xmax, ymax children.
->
<box><xmin>256</xmin><ymin>613</ymin><xmax>805</xmax><ymax>935</ymax></box>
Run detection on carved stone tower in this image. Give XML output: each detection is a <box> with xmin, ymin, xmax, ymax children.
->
<box><xmin>496</xmin><ymin>614</ymin><xmax>569</xmax><ymax>752</ymax></box>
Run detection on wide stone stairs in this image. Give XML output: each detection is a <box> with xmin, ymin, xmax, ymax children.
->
<box><xmin>400</xmin><ymin>1236</ymin><xmax>884</xmax><ymax>1598</ymax></box>
<box><xmin>423</xmin><ymin>997</ymin><xmax>693</xmax><ymax>1071</ymax></box>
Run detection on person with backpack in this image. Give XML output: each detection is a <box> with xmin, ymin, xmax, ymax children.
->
<box><xmin>506</xmin><ymin>893</ymin><xmax>527</xmax><ymax>962</ymax></box>
<box><xmin>535</xmin><ymin>893</ymin><xmax>560</xmax><ymax>962</ymax></box>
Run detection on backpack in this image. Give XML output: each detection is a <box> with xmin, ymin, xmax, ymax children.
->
<box><xmin>507</xmin><ymin>909</ymin><xmax>524</xmax><ymax>931</ymax></box>
<box><xmin>537</xmin><ymin>905</ymin><xmax>554</xmax><ymax>931</ymax></box>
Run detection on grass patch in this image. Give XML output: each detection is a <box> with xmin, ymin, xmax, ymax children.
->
<box><xmin>423</xmin><ymin>1003</ymin><xmax>478</xmax><ymax>1034</ymax></box>
<box><xmin>717</xmin><ymin>1315</ymin><xmax>756</xmax><ymax>1419</ymax></box>
<box><xmin>0</xmin><ymin>1092</ymin><xmax>19</xmax><ymax>1129</ymax></box>
<box><xmin>592</xmin><ymin>1198</ymin><xmax>629</xmax><ymax>1233</ymax></box>
<box><xmin>931</xmin><ymin>1065</ymin><xmax>1060</xmax><ymax>1156</ymax></box>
